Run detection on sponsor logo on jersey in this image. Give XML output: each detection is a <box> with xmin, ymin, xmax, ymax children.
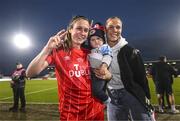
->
<box><xmin>69</xmin><ymin>64</ymin><xmax>90</xmax><ymax>78</ymax></box>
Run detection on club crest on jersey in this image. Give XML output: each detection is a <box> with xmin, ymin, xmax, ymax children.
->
<box><xmin>63</xmin><ymin>56</ymin><xmax>70</xmax><ymax>61</ymax></box>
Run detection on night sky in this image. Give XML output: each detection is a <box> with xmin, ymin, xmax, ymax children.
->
<box><xmin>0</xmin><ymin>0</ymin><xmax>180</xmax><ymax>75</ymax></box>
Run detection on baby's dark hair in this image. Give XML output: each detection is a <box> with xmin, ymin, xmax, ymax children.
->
<box><xmin>88</xmin><ymin>22</ymin><xmax>106</xmax><ymax>49</ymax></box>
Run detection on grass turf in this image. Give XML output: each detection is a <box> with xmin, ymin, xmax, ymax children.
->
<box><xmin>1</xmin><ymin>78</ymin><xmax>180</xmax><ymax>121</ymax></box>
<box><xmin>0</xmin><ymin>78</ymin><xmax>180</xmax><ymax>105</ymax></box>
<box><xmin>0</xmin><ymin>79</ymin><xmax>58</xmax><ymax>103</ymax></box>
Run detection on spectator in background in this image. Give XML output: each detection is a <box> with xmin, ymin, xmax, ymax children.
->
<box><xmin>9</xmin><ymin>62</ymin><xmax>26</xmax><ymax>112</ymax></box>
<box><xmin>151</xmin><ymin>56</ymin><xmax>179</xmax><ymax>113</ymax></box>
<box><xmin>150</xmin><ymin>64</ymin><xmax>171</xmax><ymax>110</ymax></box>
<box><xmin>161</xmin><ymin>91</ymin><xmax>171</xmax><ymax>109</ymax></box>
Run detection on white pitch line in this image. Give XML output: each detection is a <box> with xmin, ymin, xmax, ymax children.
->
<box><xmin>0</xmin><ymin>101</ymin><xmax>59</xmax><ymax>105</ymax></box>
<box><xmin>0</xmin><ymin>87</ymin><xmax>57</xmax><ymax>101</ymax></box>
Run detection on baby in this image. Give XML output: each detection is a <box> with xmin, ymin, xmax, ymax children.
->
<box><xmin>88</xmin><ymin>22</ymin><xmax>112</xmax><ymax>104</ymax></box>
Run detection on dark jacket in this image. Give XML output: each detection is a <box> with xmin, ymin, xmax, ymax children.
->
<box><xmin>117</xmin><ymin>45</ymin><xmax>151</xmax><ymax>109</ymax></box>
<box><xmin>11</xmin><ymin>68</ymin><xmax>26</xmax><ymax>88</ymax></box>
<box><xmin>151</xmin><ymin>61</ymin><xmax>177</xmax><ymax>85</ymax></box>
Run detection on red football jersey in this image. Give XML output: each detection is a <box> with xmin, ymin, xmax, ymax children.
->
<box><xmin>46</xmin><ymin>47</ymin><xmax>104</xmax><ymax>121</ymax></box>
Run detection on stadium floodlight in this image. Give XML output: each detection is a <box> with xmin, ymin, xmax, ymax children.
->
<box><xmin>13</xmin><ymin>34</ymin><xmax>31</xmax><ymax>49</ymax></box>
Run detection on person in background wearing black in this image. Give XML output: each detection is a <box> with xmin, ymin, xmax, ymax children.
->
<box><xmin>151</xmin><ymin>56</ymin><xmax>179</xmax><ymax>113</ymax></box>
<box><xmin>9</xmin><ymin>62</ymin><xmax>26</xmax><ymax>112</ymax></box>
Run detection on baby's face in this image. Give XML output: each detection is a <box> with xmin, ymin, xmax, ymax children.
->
<box><xmin>90</xmin><ymin>36</ymin><xmax>104</xmax><ymax>48</ymax></box>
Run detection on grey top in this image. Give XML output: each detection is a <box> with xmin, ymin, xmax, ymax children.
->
<box><xmin>107</xmin><ymin>37</ymin><xmax>128</xmax><ymax>89</ymax></box>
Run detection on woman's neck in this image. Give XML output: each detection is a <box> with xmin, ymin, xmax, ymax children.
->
<box><xmin>72</xmin><ymin>44</ymin><xmax>81</xmax><ymax>49</ymax></box>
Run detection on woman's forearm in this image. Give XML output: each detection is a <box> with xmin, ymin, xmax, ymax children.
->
<box><xmin>26</xmin><ymin>46</ymin><xmax>51</xmax><ymax>77</ymax></box>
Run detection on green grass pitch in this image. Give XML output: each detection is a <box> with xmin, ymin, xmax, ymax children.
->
<box><xmin>0</xmin><ymin>79</ymin><xmax>58</xmax><ymax>103</ymax></box>
<box><xmin>0</xmin><ymin>78</ymin><xmax>180</xmax><ymax>105</ymax></box>
<box><xmin>149</xmin><ymin>77</ymin><xmax>180</xmax><ymax>105</ymax></box>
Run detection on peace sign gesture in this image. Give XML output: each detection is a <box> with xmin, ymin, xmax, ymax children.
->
<box><xmin>46</xmin><ymin>29</ymin><xmax>67</xmax><ymax>50</ymax></box>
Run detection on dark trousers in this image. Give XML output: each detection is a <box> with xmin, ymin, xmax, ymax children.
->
<box><xmin>91</xmin><ymin>75</ymin><xmax>108</xmax><ymax>102</ymax></box>
<box><xmin>12</xmin><ymin>87</ymin><xmax>26</xmax><ymax>109</ymax></box>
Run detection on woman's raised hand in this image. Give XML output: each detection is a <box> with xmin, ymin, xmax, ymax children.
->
<box><xmin>46</xmin><ymin>29</ymin><xmax>67</xmax><ymax>50</ymax></box>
